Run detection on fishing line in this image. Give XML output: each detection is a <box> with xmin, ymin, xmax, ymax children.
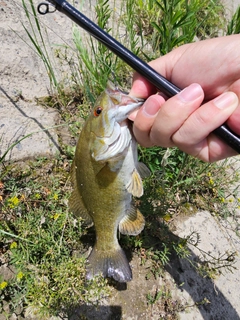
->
<box><xmin>10</xmin><ymin>0</ymin><xmax>119</xmax><ymax>83</ymax></box>
<box><xmin>10</xmin><ymin>0</ymin><xmax>76</xmax><ymax>52</ymax></box>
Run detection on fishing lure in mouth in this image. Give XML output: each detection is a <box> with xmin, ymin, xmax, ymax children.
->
<box><xmin>37</xmin><ymin>0</ymin><xmax>240</xmax><ymax>153</ymax></box>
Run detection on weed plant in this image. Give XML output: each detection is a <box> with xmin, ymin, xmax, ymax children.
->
<box><xmin>1</xmin><ymin>0</ymin><xmax>240</xmax><ymax>318</ymax></box>
<box><xmin>227</xmin><ymin>5</ymin><xmax>240</xmax><ymax>34</ymax></box>
<box><xmin>20</xmin><ymin>0</ymin><xmax>59</xmax><ymax>90</ymax></box>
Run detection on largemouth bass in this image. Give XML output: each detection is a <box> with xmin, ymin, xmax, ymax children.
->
<box><xmin>69</xmin><ymin>82</ymin><xmax>149</xmax><ymax>282</ymax></box>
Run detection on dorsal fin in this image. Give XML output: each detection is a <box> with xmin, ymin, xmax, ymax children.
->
<box><xmin>69</xmin><ymin>160</ymin><xmax>93</xmax><ymax>227</ymax></box>
<box><xmin>68</xmin><ymin>189</ymin><xmax>93</xmax><ymax>227</ymax></box>
<box><xmin>119</xmin><ymin>206</ymin><xmax>145</xmax><ymax>236</ymax></box>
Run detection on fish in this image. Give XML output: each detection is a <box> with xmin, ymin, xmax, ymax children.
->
<box><xmin>69</xmin><ymin>82</ymin><xmax>150</xmax><ymax>282</ymax></box>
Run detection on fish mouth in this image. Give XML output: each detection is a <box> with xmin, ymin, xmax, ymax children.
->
<box><xmin>105</xmin><ymin>82</ymin><xmax>144</xmax><ymax>123</ymax></box>
<box><xmin>115</xmin><ymin>99</ymin><xmax>144</xmax><ymax>123</ymax></box>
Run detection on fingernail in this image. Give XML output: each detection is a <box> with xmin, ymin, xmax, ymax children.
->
<box><xmin>178</xmin><ymin>83</ymin><xmax>203</xmax><ymax>102</ymax></box>
<box><xmin>143</xmin><ymin>97</ymin><xmax>161</xmax><ymax>117</ymax></box>
<box><xmin>214</xmin><ymin>92</ymin><xmax>238</xmax><ymax>109</ymax></box>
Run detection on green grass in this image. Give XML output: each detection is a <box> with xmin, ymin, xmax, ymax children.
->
<box><xmin>1</xmin><ymin>0</ymin><xmax>240</xmax><ymax>318</ymax></box>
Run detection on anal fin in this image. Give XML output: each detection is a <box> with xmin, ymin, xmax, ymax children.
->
<box><xmin>119</xmin><ymin>206</ymin><xmax>145</xmax><ymax>236</ymax></box>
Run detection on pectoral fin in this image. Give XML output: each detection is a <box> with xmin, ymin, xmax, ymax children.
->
<box><xmin>126</xmin><ymin>168</ymin><xmax>143</xmax><ymax>197</ymax></box>
<box><xmin>119</xmin><ymin>206</ymin><xmax>145</xmax><ymax>236</ymax></box>
<box><xmin>137</xmin><ymin>162</ymin><xmax>151</xmax><ymax>178</ymax></box>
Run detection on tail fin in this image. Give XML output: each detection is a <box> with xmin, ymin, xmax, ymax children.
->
<box><xmin>86</xmin><ymin>246</ymin><xmax>132</xmax><ymax>282</ymax></box>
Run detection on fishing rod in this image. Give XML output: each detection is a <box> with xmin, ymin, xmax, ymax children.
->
<box><xmin>37</xmin><ymin>0</ymin><xmax>240</xmax><ymax>154</ymax></box>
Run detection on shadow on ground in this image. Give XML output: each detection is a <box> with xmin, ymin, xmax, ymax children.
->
<box><xmin>68</xmin><ymin>305</ymin><xmax>122</xmax><ymax>320</ymax></box>
<box><xmin>166</xmin><ymin>235</ymin><xmax>240</xmax><ymax>320</ymax></box>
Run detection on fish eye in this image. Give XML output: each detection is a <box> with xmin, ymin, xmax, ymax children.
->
<box><xmin>93</xmin><ymin>106</ymin><xmax>103</xmax><ymax>117</ymax></box>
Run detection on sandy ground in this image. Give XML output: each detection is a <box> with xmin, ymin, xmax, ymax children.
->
<box><xmin>0</xmin><ymin>0</ymin><xmax>97</xmax><ymax>161</ymax></box>
<box><xmin>1</xmin><ymin>0</ymin><xmax>240</xmax><ymax>319</ymax></box>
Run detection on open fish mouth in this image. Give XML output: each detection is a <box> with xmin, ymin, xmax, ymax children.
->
<box><xmin>105</xmin><ymin>82</ymin><xmax>144</xmax><ymax>123</ymax></box>
<box><xmin>115</xmin><ymin>99</ymin><xmax>144</xmax><ymax>123</ymax></box>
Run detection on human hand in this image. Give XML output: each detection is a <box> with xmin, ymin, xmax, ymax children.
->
<box><xmin>129</xmin><ymin>35</ymin><xmax>240</xmax><ymax>162</ymax></box>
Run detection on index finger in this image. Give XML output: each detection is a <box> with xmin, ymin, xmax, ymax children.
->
<box><xmin>129</xmin><ymin>72</ymin><xmax>158</xmax><ymax>98</ymax></box>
